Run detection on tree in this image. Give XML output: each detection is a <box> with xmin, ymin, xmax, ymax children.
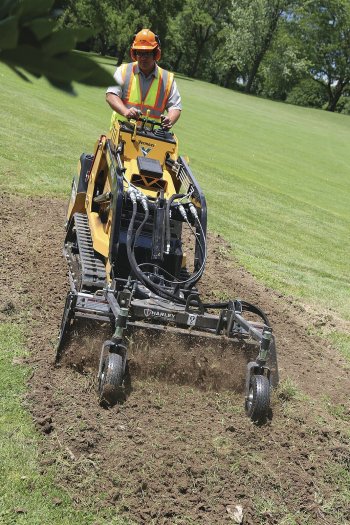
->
<box><xmin>59</xmin><ymin>0</ymin><xmax>182</xmax><ymax>65</ymax></box>
<box><xmin>295</xmin><ymin>0</ymin><xmax>350</xmax><ymax>111</ymax></box>
<box><xmin>0</xmin><ymin>0</ymin><xmax>113</xmax><ymax>93</ymax></box>
<box><xmin>168</xmin><ymin>0</ymin><xmax>231</xmax><ymax>78</ymax></box>
<box><xmin>138</xmin><ymin>0</ymin><xmax>184</xmax><ymax>50</ymax></box>
<box><xmin>257</xmin><ymin>18</ymin><xmax>309</xmax><ymax>100</ymax></box>
<box><xmin>59</xmin><ymin>0</ymin><xmax>147</xmax><ymax>61</ymax></box>
<box><xmin>286</xmin><ymin>77</ymin><xmax>329</xmax><ymax>108</ymax></box>
<box><xmin>220</xmin><ymin>0</ymin><xmax>292</xmax><ymax>93</ymax></box>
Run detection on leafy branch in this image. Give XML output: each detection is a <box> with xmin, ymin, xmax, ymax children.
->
<box><xmin>0</xmin><ymin>0</ymin><xmax>113</xmax><ymax>93</ymax></box>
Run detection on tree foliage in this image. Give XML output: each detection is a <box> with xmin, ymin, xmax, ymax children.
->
<box><xmin>59</xmin><ymin>0</ymin><xmax>182</xmax><ymax>63</ymax></box>
<box><xmin>0</xmin><ymin>0</ymin><xmax>113</xmax><ymax>93</ymax></box>
<box><xmin>169</xmin><ymin>0</ymin><xmax>231</xmax><ymax>78</ymax></box>
<box><xmin>257</xmin><ymin>18</ymin><xmax>309</xmax><ymax>100</ymax></box>
<box><xmin>294</xmin><ymin>0</ymin><xmax>350</xmax><ymax>111</ymax></box>
<box><xmin>217</xmin><ymin>0</ymin><xmax>294</xmax><ymax>93</ymax></box>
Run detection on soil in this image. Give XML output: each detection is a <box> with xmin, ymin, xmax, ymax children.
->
<box><xmin>2</xmin><ymin>193</ymin><xmax>350</xmax><ymax>525</ymax></box>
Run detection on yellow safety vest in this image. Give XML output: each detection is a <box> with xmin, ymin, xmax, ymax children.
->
<box><xmin>110</xmin><ymin>62</ymin><xmax>174</xmax><ymax>128</ymax></box>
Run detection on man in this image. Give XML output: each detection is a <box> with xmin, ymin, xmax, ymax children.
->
<box><xmin>106</xmin><ymin>29</ymin><xmax>181</xmax><ymax>130</ymax></box>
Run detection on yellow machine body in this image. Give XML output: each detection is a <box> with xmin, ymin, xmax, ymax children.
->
<box><xmin>66</xmin><ymin>119</ymin><xmax>182</xmax><ymax>265</ymax></box>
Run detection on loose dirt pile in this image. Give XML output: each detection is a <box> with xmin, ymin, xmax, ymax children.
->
<box><xmin>2</xmin><ymin>193</ymin><xmax>350</xmax><ymax>524</ymax></box>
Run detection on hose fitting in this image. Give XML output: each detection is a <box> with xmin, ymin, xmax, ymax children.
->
<box><xmin>127</xmin><ymin>188</ymin><xmax>137</xmax><ymax>204</ymax></box>
<box><xmin>139</xmin><ymin>194</ymin><xmax>149</xmax><ymax>212</ymax></box>
<box><xmin>188</xmin><ymin>202</ymin><xmax>198</xmax><ymax>220</ymax></box>
<box><xmin>177</xmin><ymin>204</ymin><xmax>188</xmax><ymax>221</ymax></box>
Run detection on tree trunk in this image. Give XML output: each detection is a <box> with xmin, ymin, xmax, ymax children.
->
<box><xmin>326</xmin><ymin>79</ymin><xmax>347</xmax><ymax>112</ymax></box>
<box><xmin>244</xmin><ymin>52</ymin><xmax>264</xmax><ymax>93</ymax></box>
<box><xmin>223</xmin><ymin>65</ymin><xmax>239</xmax><ymax>88</ymax></box>
<box><xmin>189</xmin><ymin>26</ymin><xmax>211</xmax><ymax>78</ymax></box>
<box><xmin>173</xmin><ymin>51</ymin><xmax>183</xmax><ymax>73</ymax></box>
<box><xmin>190</xmin><ymin>45</ymin><xmax>203</xmax><ymax>78</ymax></box>
<box><xmin>98</xmin><ymin>35</ymin><xmax>108</xmax><ymax>56</ymax></box>
<box><xmin>244</xmin><ymin>3</ymin><xmax>283</xmax><ymax>93</ymax></box>
<box><xmin>117</xmin><ymin>46</ymin><xmax>127</xmax><ymax>66</ymax></box>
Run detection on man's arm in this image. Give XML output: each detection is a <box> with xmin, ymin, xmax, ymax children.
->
<box><xmin>162</xmin><ymin>79</ymin><xmax>182</xmax><ymax>129</ymax></box>
<box><xmin>161</xmin><ymin>109</ymin><xmax>181</xmax><ymax>129</ymax></box>
<box><xmin>105</xmin><ymin>93</ymin><xmax>140</xmax><ymax>120</ymax></box>
<box><xmin>106</xmin><ymin>65</ymin><xmax>140</xmax><ymax>120</ymax></box>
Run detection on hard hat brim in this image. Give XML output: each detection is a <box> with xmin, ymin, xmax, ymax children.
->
<box><xmin>132</xmin><ymin>43</ymin><xmax>158</xmax><ymax>50</ymax></box>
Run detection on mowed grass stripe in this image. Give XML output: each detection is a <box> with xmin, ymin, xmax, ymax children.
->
<box><xmin>0</xmin><ymin>62</ymin><xmax>110</xmax><ymax>196</ymax></box>
<box><xmin>177</xmin><ymin>78</ymin><xmax>350</xmax><ymax>218</ymax></box>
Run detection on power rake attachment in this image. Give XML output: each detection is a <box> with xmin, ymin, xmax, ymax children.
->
<box><xmin>56</xmin><ymin>114</ymin><xmax>278</xmax><ymax>422</ymax></box>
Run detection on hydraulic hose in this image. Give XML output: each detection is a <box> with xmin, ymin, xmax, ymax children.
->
<box><xmin>129</xmin><ymin>191</ymin><xmax>205</xmax><ymax>300</ymax></box>
<box><xmin>165</xmin><ymin>193</ymin><xmax>185</xmax><ymax>253</ymax></box>
<box><xmin>241</xmin><ymin>300</ymin><xmax>270</xmax><ymax>326</ymax></box>
<box><xmin>125</xmin><ymin>194</ymin><xmax>270</xmax><ymax>325</ymax></box>
<box><xmin>166</xmin><ymin>197</ymin><xmax>207</xmax><ymax>289</ymax></box>
<box><xmin>183</xmin><ymin>214</ymin><xmax>206</xmax><ymax>288</ymax></box>
<box><xmin>136</xmin><ymin>210</ymin><xmax>207</xmax><ymax>290</ymax></box>
<box><xmin>201</xmin><ymin>300</ymin><xmax>270</xmax><ymax>326</ymax></box>
<box><xmin>134</xmin><ymin>206</ymin><xmax>149</xmax><ymax>248</ymax></box>
<box><xmin>126</xmin><ymin>195</ymin><xmax>187</xmax><ymax>304</ymax></box>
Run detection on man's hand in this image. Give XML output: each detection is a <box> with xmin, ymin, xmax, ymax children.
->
<box><xmin>106</xmin><ymin>94</ymin><xmax>140</xmax><ymax>120</ymax></box>
<box><xmin>161</xmin><ymin>115</ymin><xmax>173</xmax><ymax>130</ymax></box>
<box><xmin>124</xmin><ymin>107</ymin><xmax>141</xmax><ymax>119</ymax></box>
<box><xmin>161</xmin><ymin>109</ymin><xmax>181</xmax><ymax>130</ymax></box>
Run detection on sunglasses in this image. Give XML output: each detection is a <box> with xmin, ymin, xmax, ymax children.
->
<box><xmin>135</xmin><ymin>51</ymin><xmax>153</xmax><ymax>57</ymax></box>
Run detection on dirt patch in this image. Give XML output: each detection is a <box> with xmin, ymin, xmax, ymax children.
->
<box><xmin>2</xmin><ymin>193</ymin><xmax>350</xmax><ymax>525</ymax></box>
<box><xmin>127</xmin><ymin>330</ymin><xmax>255</xmax><ymax>392</ymax></box>
<box><xmin>59</xmin><ymin>319</ymin><xmax>111</xmax><ymax>372</ymax></box>
<box><xmin>59</xmin><ymin>313</ymin><xmax>255</xmax><ymax>393</ymax></box>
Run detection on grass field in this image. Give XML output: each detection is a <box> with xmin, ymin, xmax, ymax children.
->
<box><xmin>178</xmin><ymin>79</ymin><xmax>350</xmax><ymax>321</ymax></box>
<box><xmin>0</xmin><ymin>54</ymin><xmax>349</xmax><ymax>522</ymax></box>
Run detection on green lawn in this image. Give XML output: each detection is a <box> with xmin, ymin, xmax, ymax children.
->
<box><xmin>176</xmin><ymin>78</ymin><xmax>350</xmax><ymax>319</ymax></box>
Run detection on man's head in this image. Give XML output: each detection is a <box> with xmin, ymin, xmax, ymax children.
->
<box><xmin>130</xmin><ymin>29</ymin><xmax>161</xmax><ymax>74</ymax></box>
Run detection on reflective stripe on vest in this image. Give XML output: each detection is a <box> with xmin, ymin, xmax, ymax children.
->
<box><xmin>123</xmin><ymin>62</ymin><xmax>174</xmax><ymax>121</ymax></box>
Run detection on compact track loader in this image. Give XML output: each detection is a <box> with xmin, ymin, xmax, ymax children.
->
<box><xmin>56</xmin><ymin>114</ymin><xmax>278</xmax><ymax>422</ymax></box>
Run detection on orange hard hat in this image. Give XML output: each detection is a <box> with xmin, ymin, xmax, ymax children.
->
<box><xmin>130</xmin><ymin>29</ymin><xmax>161</xmax><ymax>61</ymax></box>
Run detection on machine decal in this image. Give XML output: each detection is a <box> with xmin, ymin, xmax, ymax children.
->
<box><xmin>187</xmin><ymin>313</ymin><xmax>197</xmax><ymax>326</ymax></box>
<box><xmin>141</xmin><ymin>146</ymin><xmax>152</xmax><ymax>157</ymax></box>
<box><xmin>139</xmin><ymin>141</ymin><xmax>155</xmax><ymax>147</ymax></box>
<box><xmin>139</xmin><ymin>140</ymin><xmax>155</xmax><ymax>157</ymax></box>
<box><xmin>144</xmin><ymin>308</ymin><xmax>176</xmax><ymax>320</ymax></box>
